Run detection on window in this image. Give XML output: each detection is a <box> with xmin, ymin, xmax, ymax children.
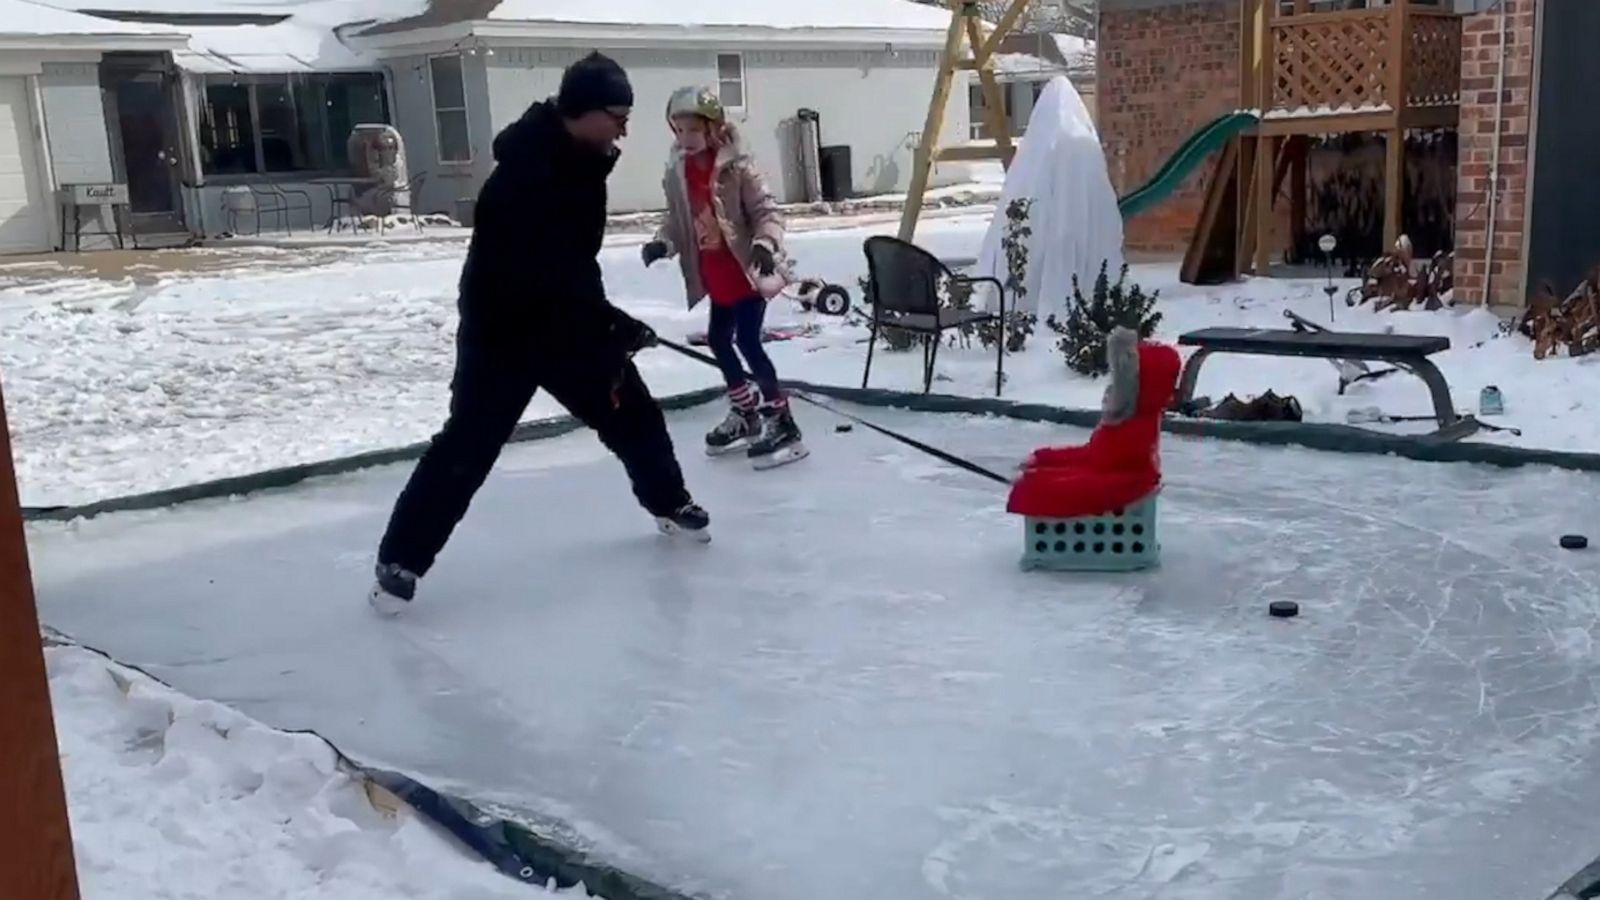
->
<box><xmin>716</xmin><ymin>53</ymin><xmax>745</xmax><ymax>110</ymax></box>
<box><xmin>198</xmin><ymin>72</ymin><xmax>390</xmax><ymax>177</ymax></box>
<box><xmin>429</xmin><ymin>54</ymin><xmax>471</xmax><ymax>163</ymax></box>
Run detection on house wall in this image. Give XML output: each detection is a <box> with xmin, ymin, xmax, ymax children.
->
<box><xmin>392</xmin><ymin>44</ymin><xmax>964</xmax><ymax>214</ymax></box>
<box><xmin>1453</xmin><ymin>0</ymin><xmax>1537</xmax><ymax>308</ymax></box>
<box><xmin>38</xmin><ymin>61</ymin><xmax>119</xmax><ymax>250</ymax></box>
<box><xmin>1097</xmin><ymin>0</ymin><xmax>1239</xmax><ymax>253</ymax></box>
<box><xmin>384</xmin><ymin>51</ymin><xmax>495</xmax><ymax>218</ymax></box>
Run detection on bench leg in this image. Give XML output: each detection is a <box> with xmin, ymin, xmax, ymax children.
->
<box><xmin>1173</xmin><ymin>348</ymin><xmax>1213</xmax><ymax>408</ymax></box>
<box><xmin>1409</xmin><ymin>357</ymin><xmax>1459</xmax><ymax>428</ymax></box>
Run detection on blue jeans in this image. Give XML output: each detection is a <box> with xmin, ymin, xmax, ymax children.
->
<box><xmin>706</xmin><ymin>296</ymin><xmax>781</xmax><ymax>401</ymax></box>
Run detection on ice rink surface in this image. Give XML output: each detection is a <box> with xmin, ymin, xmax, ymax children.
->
<box><xmin>28</xmin><ymin>404</ymin><xmax>1600</xmax><ymax>900</ymax></box>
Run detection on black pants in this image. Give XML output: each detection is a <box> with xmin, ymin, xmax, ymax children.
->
<box><xmin>706</xmin><ymin>295</ymin><xmax>781</xmax><ymax>400</ymax></box>
<box><xmin>377</xmin><ymin>346</ymin><xmax>691</xmax><ymax>577</ymax></box>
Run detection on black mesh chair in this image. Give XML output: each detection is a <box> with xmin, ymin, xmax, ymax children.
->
<box><xmin>861</xmin><ymin>235</ymin><xmax>1007</xmax><ymax>396</ymax></box>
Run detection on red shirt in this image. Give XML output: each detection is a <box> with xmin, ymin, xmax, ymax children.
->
<box><xmin>685</xmin><ymin>152</ymin><xmax>754</xmax><ymax>306</ymax></box>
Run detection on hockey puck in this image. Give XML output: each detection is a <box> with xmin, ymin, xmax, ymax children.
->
<box><xmin>1560</xmin><ymin>534</ymin><xmax>1589</xmax><ymax>550</ymax></box>
<box><xmin>1268</xmin><ymin>600</ymin><xmax>1300</xmax><ymax>619</ymax></box>
<box><xmin>835</xmin><ymin>423</ymin><xmax>853</xmax><ymax>433</ymax></box>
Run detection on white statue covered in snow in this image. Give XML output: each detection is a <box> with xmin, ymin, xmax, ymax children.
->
<box><xmin>975</xmin><ymin>75</ymin><xmax>1124</xmax><ymax>318</ymax></box>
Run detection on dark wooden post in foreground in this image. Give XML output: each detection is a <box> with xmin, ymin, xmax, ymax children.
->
<box><xmin>0</xmin><ymin>376</ymin><xmax>81</xmax><ymax>900</ymax></box>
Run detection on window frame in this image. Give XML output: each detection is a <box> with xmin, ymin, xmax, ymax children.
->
<box><xmin>715</xmin><ymin>52</ymin><xmax>747</xmax><ymax>113</ymax></box>
<box><xmin>428</xmin><ymin>52</ymin><xmax>473</xmax><ymax>166</ymax></box>
<box><xmin>196</xmin><ymin>71</ymin><xmax>391</xmax><ymax>181</ymax></box>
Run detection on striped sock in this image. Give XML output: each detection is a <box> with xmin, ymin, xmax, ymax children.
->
<box><xmin>729</xmin><ymin>381</ymin><xmax>759</xmax><ymax>413</ymax></box>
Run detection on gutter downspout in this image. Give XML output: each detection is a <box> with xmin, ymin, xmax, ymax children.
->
<box><xmin>1482</xmin><ymin>0</ymin><xmax>1509</xmax><ymax>307</ymax></box>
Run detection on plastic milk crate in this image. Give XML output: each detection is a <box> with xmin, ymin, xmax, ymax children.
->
<box><xmin>1020</xmin><ymin>494</ymin><xmax>1160</xmax><ymax>572</ymax></box>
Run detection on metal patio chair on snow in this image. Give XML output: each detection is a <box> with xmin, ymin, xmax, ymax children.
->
<box><xmin>860</xmin><ymin>235</ymin><xmax>1008</xmax><ymax>397</ymax></box>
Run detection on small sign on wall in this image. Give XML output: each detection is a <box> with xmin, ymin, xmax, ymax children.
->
<box><xmin>62</xmin><ymin>183</ymin><xmax>130</xmax><ymax>206</ymax></box>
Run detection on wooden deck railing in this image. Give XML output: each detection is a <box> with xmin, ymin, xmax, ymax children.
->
<box><xmin>1264</xmin><ymin>5</ymin><xmax>1462</xmax><ymax>118</ymax></box>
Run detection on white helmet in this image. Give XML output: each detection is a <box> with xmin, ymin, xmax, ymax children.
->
<box><xmin>666</xmin><ymin>86</ymin><xmax>725</xmax><ymax>124</ymax></box>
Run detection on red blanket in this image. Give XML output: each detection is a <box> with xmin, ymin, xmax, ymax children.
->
<box><xmin>1008</xmin><ymin>338</ymin><xmax>1181</xmax><ymax>518</ymax></box>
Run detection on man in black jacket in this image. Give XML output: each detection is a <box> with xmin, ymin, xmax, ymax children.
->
<box><xmin>369</xmin><ymin>52</ymin><xmax>708</xmax><ymax>614</ymax></box>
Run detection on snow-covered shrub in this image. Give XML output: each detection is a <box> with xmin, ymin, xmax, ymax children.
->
<box><xmin>974</xmin><ymin>198</ymin><xmax>1038</xmax><ymax>353</ymax></box>
<box><xmin>1045</xmin><ymin>261</ymin><xmax>1162</xmax><ymax>376</ymax></box>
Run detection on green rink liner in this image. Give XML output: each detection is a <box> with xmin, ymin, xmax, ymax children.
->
<box><xmin>21</xmin><ymin>380</ymin><xmax>1600</xmax><ymax>523</ymax></box>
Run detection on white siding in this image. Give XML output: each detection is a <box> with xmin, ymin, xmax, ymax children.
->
<box><xmin>386</xmin><ymin>51</ymin><xmax>494</xmax><ymax>218</ymax></box>
<box><xmin>740</xmin><ymin>48</ymin><xmax>963</xmax><ymax>200</ymax></box>
<box><xmin>447</xmin><ymin>43</ymin><xmax>967</xmax><ymax>213</ymax></box>
<box><xmin>0</xmin><ymin>76</ymin><xmax>50</xmax><ymax>254</ymax></box>
<box><xmin>483</xmin><ymin>46</ymin><xmax>713</xmax><ymax>211</ymax></box>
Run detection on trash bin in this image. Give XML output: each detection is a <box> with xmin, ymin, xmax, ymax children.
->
<box><xmin>820</xmin><ymin>145</ymin><xmax>853</xmax><ymax>202</ymax></box>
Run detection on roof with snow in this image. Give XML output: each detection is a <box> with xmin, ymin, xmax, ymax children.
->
<box><xmin>357</xmin><ymin>0</ymin><xmax>955</xmax><ymax>43</ymax></box>
<box><xmin>24</xmin><ymin>0</ymin><xmax>425</xmax><ymax>71</ymax></box>
<box><xmin>0</xmin><ymin>0</ymin><xmax>187</xmax><ymax>45</ymax></box>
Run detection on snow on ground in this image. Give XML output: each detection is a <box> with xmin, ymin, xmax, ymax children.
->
<box><xmin>49</xmin><ymin>641</ymin><xmax>573</xmax><ymax>900</ymax></box>
<box><xmin>3</xmin><ymin>212</ymin><xmax>1598</xmax><ymax>507</ymax></box>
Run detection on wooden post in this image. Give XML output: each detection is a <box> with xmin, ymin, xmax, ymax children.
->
<box><xmin>1255</xmin><ymin>134</ymin><xmax>1275</xmax><ymax>274</ymax></box>
<box><xmin>965</xmin><ymin>15</ymin><xmax>1015</xmax><ymax>166</ymax></box>
<box><xmin>897</xmin><ymin>0</ymin><xmax>971</xmax><ymax>242</ymax></box>
<box><xmin>897</xmin><ymin>0</ymin><xmax>1031</xmax><ymax>241</ymax></box>
<box><xmin>1290</xmin><ymin>136</ymin><xmax>1307</xmax><ymax>253</ymax></box>
<box><xmin>0</xmin><ymin>378</ymin><xmax>81</xmax><ymax>900</ymax></box>
<box><xmin>1385</xmin><ymin>0</ymin><xmax>1409</xmax><ymax>249</ymax></box>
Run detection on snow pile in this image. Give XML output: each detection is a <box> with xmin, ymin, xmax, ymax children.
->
<box><xmin>974</xmin><ymin>75</ymin><xmax>1124</xmax><ymax>318</ymax></box>
<box><xmin>177</xmin><ymin>0</ymin><xmax>428</xmax><ymax>72</ymax></box>
<box><xmin>487</xmin><ymin>0</ymin><xmax>952</xmax><ymax>31</ymax></box>
<box><xmin>1</xmin><ymin>0</ymin><xmax>181</xmax><ymax>36</ymax></box>
<box><xmin>49</xmin><ymin>642</ymin><xmax>567</xmax><ymax>900</ymax></box>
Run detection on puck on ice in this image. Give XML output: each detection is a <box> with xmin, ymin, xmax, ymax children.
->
<box><xmin>835</xmin><ymin>423</ymin><xmax>854</xmax><ymax>433</ymax></box>
<box><xmin>1268</xmin><ymin>600</ymin><xmax>1300</xmax><ymax>619</ymax></box>
<box><xmin>1560</xmin><ymin>534</ymin><xmax>1589</xmax><ymax>550</ymax></box>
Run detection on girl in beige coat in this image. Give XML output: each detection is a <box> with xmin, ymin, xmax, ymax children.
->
<box><xmin>642</xmin><ymin>86</ymin><xmax>807</xmax><ymax>469</ymax></box>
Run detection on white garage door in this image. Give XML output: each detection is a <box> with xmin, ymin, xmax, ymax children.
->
<box><xmin>0</xmin><ymin>77</ymin><xmax>49</xmax><ymax>255</ymax></box>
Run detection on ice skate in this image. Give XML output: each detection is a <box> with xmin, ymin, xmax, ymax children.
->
<box><xmin>748</xmin><ymin>405</ymin><xmax>808</xmax><ymax>470</ymax></box>
<box><xmin>368</xmin><ymin>562</ymin><xmax>417</xmax><ymax>617</ymax></box>
<box><xmin>705</xmin><ymin>407</ymin><xmax>761</xmax><ymax>456</ymax></box>
<box><xmin>656</xmin><ymin>501</ymin><xmax>712</xmax><ymax>543</ymax></box>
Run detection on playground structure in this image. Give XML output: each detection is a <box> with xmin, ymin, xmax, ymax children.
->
<box><xmin>899</xmin><ymin>0</ymin><xmax>1464</xmax><ymax>286</ymax></box>
<box><xmin>1186</xmin><ymin>0</ymin><xmax>1464</xmax><ymax>283</ymax></box>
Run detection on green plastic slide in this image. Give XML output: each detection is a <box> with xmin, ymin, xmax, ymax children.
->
<box><xmin>1116</xmin><ymin>111</ymin><xmax>1261</xmax><ymax>220</ymax></box>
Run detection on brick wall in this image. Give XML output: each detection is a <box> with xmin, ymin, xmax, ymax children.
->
<box><xmin>1453</xmin><ymin>0</ymin><xmax>1536</xmax><ymax>307</ymax></box>
<box><xmin>1097</xmin><ymin>0</ymin><xmax>1239</xmax><ymax>253</ymax></box>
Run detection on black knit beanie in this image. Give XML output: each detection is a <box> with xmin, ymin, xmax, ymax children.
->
<box><xmin>557</xmin><ymin>51</ymin><xmax>634</xmax><ymax>117</ymax></box>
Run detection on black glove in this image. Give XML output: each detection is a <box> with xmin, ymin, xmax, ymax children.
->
<box><xmin>750</xmin><ymin>243</ymin><xmax>777</xmax><ymax>277</ymax></box>
<box><xmin>641</xmin><ymin>240</ymin><xmax>669</xmax><ymax>267</ymax></box>
<box><xmin>614</xmin><ymin>315</ymin><xmax>658</xmax><ymax>355</ymax></box>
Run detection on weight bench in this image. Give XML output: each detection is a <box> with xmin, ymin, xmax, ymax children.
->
<box><xmin>1173</xmin><ymin>325</ymin><xmax>1482</xmax><ymax>441</ymax></box>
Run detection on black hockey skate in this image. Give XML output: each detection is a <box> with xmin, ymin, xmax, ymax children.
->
<box><xmin>368</xmin><ymin>562</ymin><xmax>417</xmax><ymax>617</ymax></box>
<box><xmin>748</xmin><ymin>405</ymin><xmax>808</xmax><ymax>470</ymax></box>
<box><xmin>705</xmin><ymin>407</ymin><xmax>761</xmax><ymax>457</ymax></box>
<box><xmin>656</xmin><ymin>501</ymin><xmax>712</xmax><ymax>543</ymax></box>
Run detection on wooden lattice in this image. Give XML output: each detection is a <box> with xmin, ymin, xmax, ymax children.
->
<box><xmin>1405</xmin><ymin>13</ymin><xmax>1462</xmax><ymax>107</ymax></box>
<box><xmin>1272</xmin><ymin>12</ymin><xmax>1392</xmax><ymax>113</ymax></box>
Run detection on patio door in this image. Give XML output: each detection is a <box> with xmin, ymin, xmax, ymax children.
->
<box><xmin>101</xmin><ymin>55</ymin><xmax>188</xmax><ymax>237</ymax></box>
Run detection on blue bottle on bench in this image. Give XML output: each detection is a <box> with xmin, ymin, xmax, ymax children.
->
<box><xmin>1479</xmin><ymin>385</ymin><xmax>1504</xmax><ymax>417</ymax></box>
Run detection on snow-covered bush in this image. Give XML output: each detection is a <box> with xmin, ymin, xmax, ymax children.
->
<box><xmin>974</xmin><ymin>198</ymin><xmax>1038</xmax><ymax>353</ymax></box>
<box><xmin>1045</xmin><ymin>261</ymin><xmax>1162</xmax><ymax>376</ymax></box>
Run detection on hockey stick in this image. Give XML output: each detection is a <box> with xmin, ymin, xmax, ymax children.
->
<box><xmin>656</xmin><ymin>337</ymin><xmax>1013</xmax><ymax>487</ymax></box>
